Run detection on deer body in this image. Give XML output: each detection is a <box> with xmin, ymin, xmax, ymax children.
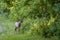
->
<box><xmin>15</xmin><ymin>18</ymin><xmax>23</xmax><ymax>32</ymax></box>
<box><xmin>15</xmin><ymin>21</ymin><xmax>21</xmax><ymax>27</ymax></box>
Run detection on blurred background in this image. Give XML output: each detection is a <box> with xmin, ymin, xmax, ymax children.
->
<box><xmin>0</xmin><ymin>0</ymin><xmax>60</xmax><ymax>40</ymax></box>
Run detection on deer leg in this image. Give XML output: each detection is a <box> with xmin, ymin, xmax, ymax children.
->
<box><xmin>15</xmin><ymin>27</ymin><xmax>17</xmax><ymax>31</ymax></box>
<box><xmin>18</xmin><ymin>27</ymin><xmax>20</xmax><ymax>32</ymax></box>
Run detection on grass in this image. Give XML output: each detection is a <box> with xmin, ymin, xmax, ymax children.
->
<box><xmin>0</xmin><ymin>16</ymin><xmax>59</xmax><ymax>40</ymax></box>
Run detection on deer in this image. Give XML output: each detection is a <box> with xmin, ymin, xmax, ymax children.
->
<box><xmin>15</xmin><ymin>18</ymin><xmax>23</xmax><ymax>32</ymax></box>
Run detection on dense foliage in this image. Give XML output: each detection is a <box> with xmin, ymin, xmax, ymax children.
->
<box><xmin>0</xmin><ymin>0</ymin><xmax>60</xmax><ymax>40</ymax></box>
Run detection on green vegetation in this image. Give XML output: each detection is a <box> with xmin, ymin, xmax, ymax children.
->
<box><xmin>0</xmin><ymin>0</ymin><xmax>60</xmax><ymax>40</ymax></box>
